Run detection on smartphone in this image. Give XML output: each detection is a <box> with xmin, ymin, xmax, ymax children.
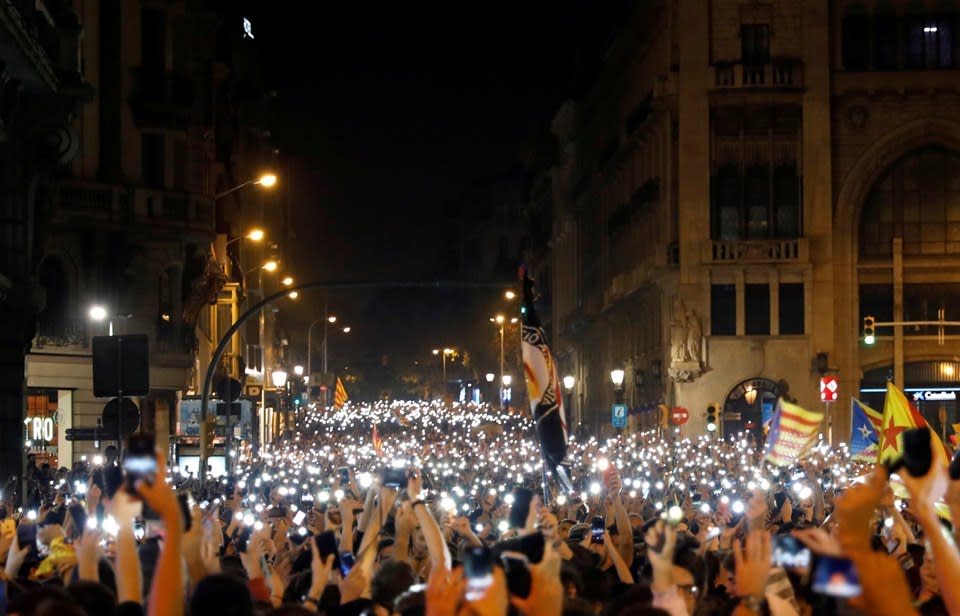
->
<box><xmin>235</xmin><ymin>526</ymin><xmax>253</xmax><ymax>553</ymax></box>
<box><xmin>314</xmin><ymin>531</ymin><xmax>342</xmax><ymax>572</ymax></box>
<box><xmin>339</xmin><ymin>551</ymin><xmax>355</xmax><ymax>577</ymax></box>
<box><xmin>382</xmin><ymin>468</ymin><xmax>408</xmax><ymax>489</ymax></box>
<box><xmin>508</xmin><ymin>488</ymin><xmax>534</xmax><ymax>529</ymax></box>
<box><xmin>501</xmin><ymin>552</ymin><xmax>532</xmax><ymax>598</ymax></box>
<box><xmin>591</xmin><ymin>516</ymin><xmax>605</xmax><ymax>544</ymax></box>
<box><xmin>124</xmin><ymin>434</ymin><xmax>157</xmax><ymax>496</ymax></box>
<box><xmin>885</xmin><ymin>428</ymin><xmax>932</xmax><ymax>478</ymax></box>
<box><xmin>465</xmin><ymin>547</ymin><xmax>493</xmax><ymax>601</ymax></box>
<box><xmin>772</xmin><ymin>535</ymin><xmax>811</xmax><ymax>570</ymax></box>
<box><xmin>14</xmin><ymin>522</ymin><xmax>38</xmax><ymax>576</ymax></box>
<box><xmin>292</xmin><ymin>510</ymin><xmax>307</xmax><ymax>526</ymax></box>
<box><xmin>133</xmin><ymin>521</ymin><xmax>146</xmax><ymax>542</ymax></box>
<box><xmin>337</xmin><ymin>467</ymin><xmax>350</xmax><ymax>484</ymax></box>
<box><xmin>811</xmin><ymin>556</ymin><xmax>861</xmax><ymax>598</ymax></box>
<box><xmin>493</xmin><ymin>529</ymin><xmax>545</xmax><ymax>563</ymax></box>
<box><xmin>268</xmin><ymin>506</ymin><xmax>287</xmax><ymax>519</ymax></box>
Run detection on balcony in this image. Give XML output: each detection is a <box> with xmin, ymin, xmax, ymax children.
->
<box><xmin>703</xmin><ymin>238</ymin><xmax>808</xmax><ymax>264</ymax></box>
<box><xmin>32</xmin><ymin>318</ymin><xmax>88</xmax><ymax>351</ymax></box>
<box><xmin>713</xmin><ymin>61</ymin><xmax>804</xmax><ymax>90</ymax></box>
<box><xmin>129</xmin><ymin>68</ymin><xmax>195</xmax><ymax>129</ymax></box>
<box><xmin>52</xmin><ymin>181</ymin><xmax>214</xmax><ymax>237</ymax></box>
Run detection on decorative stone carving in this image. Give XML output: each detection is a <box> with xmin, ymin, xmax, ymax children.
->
<box><xmin>669</xmin><ymin>298</ymin><xmax>705</xmax><ymax>382</ymax></box>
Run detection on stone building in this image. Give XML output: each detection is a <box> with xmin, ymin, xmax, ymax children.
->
<box><xmin>23</xmin><ymin>1</ymin><xmax>274</xmax><ymax>474</ymax></box>
<box><xmin>540</xmin><ymin>0</ymin><xmax>960</xmax><ymax>442</ymax></box>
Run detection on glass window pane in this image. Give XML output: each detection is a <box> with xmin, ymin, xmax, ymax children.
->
<box><xmin>779</xmin><ymin>284</ymin><xmax>804</xmax><ymax>335</ymax></box>
<box><xmin>711</xmin><ymin>284</ymin><xmax>737</xmax><ymax>336</ymax></box>
<box><xmin>745</xmin><ymin>284</ymin><xmax>770</xmax><ymax>335</ymax></box>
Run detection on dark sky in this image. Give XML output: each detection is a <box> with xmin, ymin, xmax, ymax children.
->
<box><xmin>243</xmin><ymin>1</ymin><xmax>611</xmax><ymax>377</ymax></box>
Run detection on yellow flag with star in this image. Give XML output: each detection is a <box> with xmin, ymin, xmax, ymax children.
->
<box><xmin>878</xmin><ymin>381</ymin><xmax>949</xmax><ymax>464</ymax></box>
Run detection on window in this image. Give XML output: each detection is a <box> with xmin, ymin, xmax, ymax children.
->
<box><xmin>873</xmin><ymin>14</ymin><xmax>900</xmax><ymax>69</ymax></box>
<box><xmin>842</xmin><ymin>14</ymin><xmax>870</xmax><ymax>70</ymax></box>
<box><xmin>741</xmin><ymin>24</ymin><xmax>770</xmax><ymax>65</ymax></box>
<box><xmin>860</xmin><ymin>147</ymin><xmax>960</xmax><ymax>257</ymax></box>
<box><xmin>773</xmin><ymin>165</ymin><xmax>801</xmax><ymax>237</ymax></box>
<box><xmin>905</xmin><ymin>15</ymin><xmax>955</xmax><ymax>69</ymax></box>
<box><xmin>142</xmin><ymin>133</ymin><xmax>165</xmax><ymax>188</ymax></box>
<box><xmin>710</xmin><ymin>106</ymin><xmax>802</xmax><ymax>241</ymax></box>
<box><xmin>745</xmin><ymin>284</ymin><xmax>770</xmax><ymax>335</ymax></box>
<box><xmin>860</xmin><ymin>284</ymin><xmax>894</xmax><ymax>324</ymax></box>
<box><xmin>779</xmin><ymin>283</ymin><xmax>804</xmax><ymax>334</ymax></box>
<box><xmin>711</xmin><ymin>284</ymin><xmax>736</xmax><ymax>335</ymax></box>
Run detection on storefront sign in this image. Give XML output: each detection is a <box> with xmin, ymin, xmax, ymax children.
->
<box><xmin>911</xmin><ymin>390</ymin><xmax>957</xmax><ymax>402</ymax></box>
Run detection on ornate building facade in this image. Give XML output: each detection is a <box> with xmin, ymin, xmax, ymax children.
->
<box><xmin>541</xmin><ymin>0</ymin><xmax>960</xmax><ymax>441</ymax></box>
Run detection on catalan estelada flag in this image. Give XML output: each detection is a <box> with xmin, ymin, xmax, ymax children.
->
<box><xmin>372</xmin><ymin>424</ymin><xmax>382</xmax><ymax>456</ymax></box>
<box><xmin>850</xmin><ymin>399</ymin><xmax>881</xmax><ymax>462</ymax></box>
<box><xmin>764</xmin><ymin>399</ymin><xmax>823</xmax><ymax>467</ymax></box>
<box><xmin>879</xmin><ymin>381</ymin><xmax>949</xmax><ymax>465</ymax></box>
<box><xmin>520</xmin><ymin>267</ymin><xmax>574</xmax><ymax>493</ymax></box>
<box><xmin>334</xmin><ymin>377</ymin><xmax>349</xmax><ymax>409</ymax></box>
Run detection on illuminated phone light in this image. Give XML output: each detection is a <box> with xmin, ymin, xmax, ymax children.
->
<box><xmin>497</xmin><ymin>520</ymin><xmax>509</xmax><ymax>532</ymax></box>
<box><xmin>235</xmin><ymin>511</ymin><xmax>244</xmax><ymax>521</ymax></box>
<box><xmin>102</xmin><ymin>516</ymin><xmax>119</xmax><ymax>536</ymax></box>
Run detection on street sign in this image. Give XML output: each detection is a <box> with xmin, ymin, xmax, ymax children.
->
<box><xmin>244</xmin><ymin>385</ymin><xmax>262</xmax><ymax>398</ymax></box>
<box><xmin>671</xmin><ymin>407</ymin><xmax>689</xmax><ymax>425</ymax></box>
<box><xmin>101</xmin><ymin>397</ymin><xmax>141</xmax><ymax>439</ymax></box>
<box><xmin>611</xmin><ymin>403</ymin><xmax>628</xmax><ymax>428</ymax></box>
<box><xmin>819</xmin><ymin>376</ymin><xmax>838</xmax><ymax>402</ymax></box>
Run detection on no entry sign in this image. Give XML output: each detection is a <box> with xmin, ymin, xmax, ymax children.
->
<box><xmin>671</xmin><ymin>407</ymin><xmax>689</xmax><ymax>425</ymax></box>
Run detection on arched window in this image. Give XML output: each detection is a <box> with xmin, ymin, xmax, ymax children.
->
<box><xmin>860</xmin><ymin>147</ymin><xmax>960</xmax><ymax>257</ymax></box>
<box><xmin>37</xmin><ymin>258</ymin><xmax>69</xmax><ymax>337</ymax></box>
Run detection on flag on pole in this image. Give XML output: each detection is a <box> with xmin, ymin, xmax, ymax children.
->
<box><xmin>849</xmin><ymin>399</ymin><xmax>881</xmax><ymax>462</ymax></box>
<box><xmin>878</xmin><ymin>381</ymin><xmax>950</xmax><ymax>464</ymax></box>
<box><xmin>764</xmin><ymin>399</ymin><xmax>823</xmax><ymax>467</ymax></box>
<box><xmin>334</xmin><ymin>378</ymin><xmax>349</xmax><ymax>409</ymax></box>
<box><xmin>391</xmin><ymin>406</ymin><xmax>412</xmax><ymax>428</ymax></box>
<box><xmin>372</xmin><ymin>424</ymin><xmax>382</xmax><ymax>456</ymax></box>
<box><xmin>520</xmin><ymin>267</ymin><xmax>574</xmax><ymax>493</ymax></box>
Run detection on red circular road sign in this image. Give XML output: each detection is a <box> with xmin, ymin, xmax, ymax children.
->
<box><xmin>671</xmin><ymin>407</ymin><xmax>689</xmax><ymax>425</ymax></box>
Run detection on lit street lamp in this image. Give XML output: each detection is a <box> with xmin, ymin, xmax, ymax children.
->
<box><xmin>501</xmin><ymin>374</ymin><xmax>513</xmax><ymax>410</ymax></box>
<box><xmin>88</xmin><ymin>305</ymin><xmax>131</xmax><ymax>336</ymax></box>
<box><xmin>562</xmin><ymin>375</ymin><xmax>576</xmax><ymax>428</ymax></box>
<box><xmin>215</xmin><ymin>173</ymin><xmax>278</xmax><ymax>200</ymax></box>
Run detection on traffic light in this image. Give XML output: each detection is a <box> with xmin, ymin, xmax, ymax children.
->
<box><xmin>706</xmin><ymin>404</ymin><xmax>719</xmax><ymax>432</ymax></box>
<box><xmin>863</xmin><ymin>315</ymin><xmax>876</xmax><ymax>345</ymax></box>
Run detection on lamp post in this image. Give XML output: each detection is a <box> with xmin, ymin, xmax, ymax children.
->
<box><xmin>491</xmin><ymin>314</ymin><xmax>518</xmax><ymax>402</ymax></box>
<box><xmin>610</xmin><ymin>369</ymin><xmax>625</xmax><ymax>435</ymax></box>
<box><xmin>271</xmin><ymin>368</ymin><xmax>288</xmax><ymax>438</ymax></box>
<box><xmin>88</xmin><ymin>305</ymin><xmax>132</xmax><ymax>337</ymax></box>
<box><xmin>215</xmin><ymin>173</ymin><xmax>278</xmax><ymax>200</ymax></box>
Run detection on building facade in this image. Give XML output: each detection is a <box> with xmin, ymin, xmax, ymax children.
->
<box><xmin>24</xmin><ymin>0</ymin><xmax>271</xmax><ymax>473</ymax></box>
<box><xmin>543</xmin><ymin>0</ymin><xmax>960</xmax><ymax>443</ymax></box>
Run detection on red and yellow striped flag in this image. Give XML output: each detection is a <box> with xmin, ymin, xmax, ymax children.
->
<box><xmin>334</xmin><ymin>377</ymin><xmax>349</xmax><ymax>409</ymax></box>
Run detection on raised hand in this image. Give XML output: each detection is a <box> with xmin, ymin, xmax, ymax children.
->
<box><xmin>733</xmin><ymin>530</ymin><xmax>772</xmax><ymax>600</ymax></box>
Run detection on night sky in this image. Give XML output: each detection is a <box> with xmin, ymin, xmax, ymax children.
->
<box><xmin>245</xmin><ymin>1</ymin><xmax>619</xmax><ymax>383</ymax></box>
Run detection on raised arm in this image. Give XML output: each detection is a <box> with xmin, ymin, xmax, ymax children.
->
<box><xmin>136</xmin><ymin>454</ymin><xmax>185</xmax><ymax>616</ymax></box>
<box><xmin>407</xmin><ymin>472</ymin><xmax>451</xmax><ymax>572</ymax></box>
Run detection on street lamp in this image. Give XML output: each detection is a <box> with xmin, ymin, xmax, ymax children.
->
<box><xmin>281</xmin><ymin>276</ymin><xmax>294</xmax><ymax>286</ymax></box>
<box><xmin>563</xmin><ymin>375</ymin><xmax>576</xmax><ymax>391</ymax></box>
<box><xmin>215</xmin><ymin>173</ymin><xmax>279</xmax><ymax>200</ymax></box>
<box><xmin>226</xmin><ymin>229</ymin><xmax>265</xmax><ymax>246</ymax></box>
<box><xmin>501</xmin><ymin>374</ymin><xmax>513</xmax><ymax>410</ymax></box>
<box><xmin>262</xmin><ymin>260</ymin><xmax>278</xmax><ymax>272</ymax></box>
<box><xmin>610</xmin><ymin>369</ymin><xmax>625</xmax><ymax>389</ymax></box>
<box><xmin>505</xmin><ymin>290</ymin><xmax>516</xmax><ymax>301</ymax></box>
<box><xmin>485</xmin><ymin>373</ymin><xmax>495</xmax><ymax>383</ymax></box>
<box><xmin>293</xmin><ymin>365</ymin><xmax>304</xmax><ymax>377</ymax></box>
<box><xmin>88</xmin><ymin>305</ymin><xmax>131</xmax><ymax>336</ymax></box>
<box><xmin>287</xmin><ymin>291</ymin><xmax>299</xmax><ymax>300</ymax></box>
<box><xmin>271</xmin><ymin>369</ymin><xmax>288</xmax><ymax>388</ymax></box>
<box><xmin>307</xmin><ymin>309</ymin><xmax>352</xmax><ymax>406</ymax></box>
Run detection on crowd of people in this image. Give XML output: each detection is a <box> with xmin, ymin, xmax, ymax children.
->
<box><xmin>3</xmin><ymin>399</ymin><xmax>960</xmax><ymax>616</ymax></box>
